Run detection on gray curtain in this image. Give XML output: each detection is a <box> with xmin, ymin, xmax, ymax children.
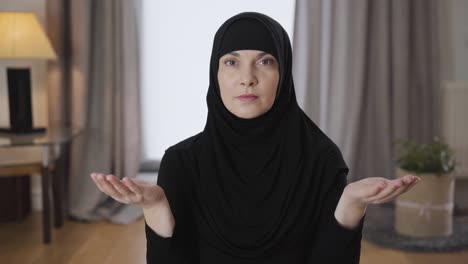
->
<box><xmin>293</xmin><ymin>0</ymin><xmax>442</xmax><ymax>182</ymax></box>
<box><xmin>47</xmin><ymin>0</ymin><xmax>142</xmax><ymax>224</ymax></box>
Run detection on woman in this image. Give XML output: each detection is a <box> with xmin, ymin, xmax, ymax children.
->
<box><xmin>90</xmin><ymin>12</ymin><xmax>420</xmax><ymax>263</ymax></box>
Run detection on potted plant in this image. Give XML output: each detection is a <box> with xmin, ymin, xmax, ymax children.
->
<box><xmin>393</xmin><ymin>136</ymin><xmax>457</xmax><ymax>237</ymax></box>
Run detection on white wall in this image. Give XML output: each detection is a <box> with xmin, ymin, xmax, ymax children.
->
<box><xmin>140</xmin><ymin>0</ymin><xmax>296</xmax><ymax>160</ymax></box>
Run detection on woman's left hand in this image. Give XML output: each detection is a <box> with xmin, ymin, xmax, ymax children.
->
<box><xmin>343</xmin><ymin>174</ymin><xmax>421</xmax><ymax>207</ymax></box>
<box><xmin>334</xmin><ymin>174</ymin><xmax>421</xmax><ymax>229</ymax></box>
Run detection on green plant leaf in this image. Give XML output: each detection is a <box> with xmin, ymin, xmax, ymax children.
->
<box><xmin>393</xmin><ymin>137</ymin><xmax>456</xmax><ymax>175</ymax></box>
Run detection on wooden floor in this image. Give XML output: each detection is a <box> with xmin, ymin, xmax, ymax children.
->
<box><xmin>1</xmin><ymin>212</ymin><xmax>467</xmax><ymax>264</ymax></box>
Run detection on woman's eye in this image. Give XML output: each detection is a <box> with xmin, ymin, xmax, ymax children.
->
<box><xmin>259</xmin><ymin>58</ymin><xmax>275</xmax><ymax>65</ymax></box>
<box><xmin>224</xmin><ymin>59</ymin><xmax>236</xmax><ymax>66</ymax></box>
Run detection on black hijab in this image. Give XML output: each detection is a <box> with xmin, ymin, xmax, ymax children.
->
<box><xmin>185</xmin><ymin>12</ymin><xmax>350</xmax><ymax>259</ymax></box>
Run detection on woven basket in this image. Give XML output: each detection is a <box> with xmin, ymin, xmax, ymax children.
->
<box><xmin>394</xmin><ymin>167</ymin><xmax>455</xmax><ymax>237</ymax></box>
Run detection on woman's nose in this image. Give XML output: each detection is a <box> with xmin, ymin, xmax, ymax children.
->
<box><xmin>241</xmin><ymin>79</ymin><xmax>256</xmax><ymax>87</ymax></box>
<box><xmin>240</xmin><ymin>68</ymin><xmax>258</xmax><ymax>87</ymax></box>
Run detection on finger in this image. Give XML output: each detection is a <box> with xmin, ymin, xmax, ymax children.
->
<box><xmin>372</xmin><ymin>176</ymin><xmax>419</xmax><ymax>204</ymax></box>
<box><xmin>91</xmin><ymin>173</ymin><xmax>111</xmax><ymax>193</ymax></box>
<box><xmin>90</xmin><ymin>172</ymin><xmax>100</xmax><ymax>183</ymax></box>
<box><xmin>396</xmin><ymin>177</ymin><xmax>421</xmax><ymax>192</ymax></box>
<box><xmin>90</xmin><ymin>173</ymin><xmax>99</xmax><ymax>184</ymax></box>
<box><xmin>400</xmin><ymin>175</ymin><xmax>417</xmax><ymax>186</ymax></box>
<box><xmin>106</xmin><ymin>175</ymin><xmax>134</xmax><ymax>197</ymax></box>
<box><xmin>122</xmin><ymin>177</ymin><xmax>143</xmax><ymax>195</ymax></box>
<box><xmin>96</xmin><ymin>174</ymin><xmax>125</xmax><ymax>201</ymax></box>
<box><xmin>390</xmin><ymin>176</ymin><xmax>415</xmax><ymax>193</ymax></box>
<box><xmin>356</xmin><ymin>182</ymin><xmax>387</xmax><ymax>201</ymax></box>
<box><xmin>369</xmin><ymin>181</ymin><xmax>388</xmax><ymax>196</ymax></box>
<box><xmin>91</xmin><ymin>173</ymin><xmax>107</xmax><ymax>192</ymax></box>
<box><xmin>373</xmin><ymin>180</ymin><xmax>414</xmax><ymax>203</ymax></box>
<box><xmin>365</xmin><ymin>179</ymin><xmax>403</xmax><ymax>203</ymax></box>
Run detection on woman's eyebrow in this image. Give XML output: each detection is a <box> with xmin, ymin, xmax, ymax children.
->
<box><xmin>256</xmin><ymin>52</ymin><xmax>270</xmax><ymax>58</ymax></box>
<box><xmin>225</xmin><ymin>51</ymin><xmax>271</xmax><ymax>58</ymax></box>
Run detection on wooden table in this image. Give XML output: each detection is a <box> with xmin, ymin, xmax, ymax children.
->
<box><xmin>0</xmin><ymin>127</ymin><xmax>82</xmax><ymax>244</ymax></box>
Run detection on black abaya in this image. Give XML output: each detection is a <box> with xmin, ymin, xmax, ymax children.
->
<box><xmin>145</xmin><ymin>11</ymin><xmax>365</xmax><ymax>264</ymax></box>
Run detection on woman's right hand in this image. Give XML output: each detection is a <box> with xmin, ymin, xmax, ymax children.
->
<box><xmin>90</xmin><ymin>173</ymin><xmax>165</xmax><ymax>209</ymax></box>
<box><xmin>90</xmin><ymin>173</ymin><xmax>175</xmax><ymax>237</ymax></box>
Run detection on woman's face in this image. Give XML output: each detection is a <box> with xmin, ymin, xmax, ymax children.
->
<box><xmin>217</xmin><ymin>50</ymin><xmax>279</xmax><ymax>119</ymax></box>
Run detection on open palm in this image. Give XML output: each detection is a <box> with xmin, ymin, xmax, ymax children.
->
<box><xmin>344</xmin><ymin>174</ymin><xmax>421</xmax><ymax>206</ymax></box>
<box><xmin>90</xmin><ymin>173</ymin><xmax>165</xmax><ymax>209</ymax></box>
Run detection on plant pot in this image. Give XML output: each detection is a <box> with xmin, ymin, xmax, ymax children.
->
<box><xmin>394</xmin><ymin>167</ymin><xmax>455</xmax><ymax>237</ymax></box>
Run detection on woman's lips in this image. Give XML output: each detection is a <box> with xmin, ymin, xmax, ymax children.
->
<box><xmin>237</xmin><ymin>94</ymin><xmax>258</xmax><ymax>102</ymax></box>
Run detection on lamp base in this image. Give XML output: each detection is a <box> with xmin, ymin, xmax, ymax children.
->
<box><xmin>0</xmin><ymin>127</ymin><xmax>46</xmax><ymax>134</ymax></box>
<box><xmin>5</xmin><ymin>68</ymin><xmax>42</xmax><ymax>134</ymax></box>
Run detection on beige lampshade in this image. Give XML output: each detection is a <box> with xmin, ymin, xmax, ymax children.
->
<box><xmin>0</xmin><ymin>12</ymin><xmax>57</xmax><ymax>59</ymax></box>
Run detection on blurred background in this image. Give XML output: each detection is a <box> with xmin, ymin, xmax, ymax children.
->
<box><xmin>0</xmin><ymin>0</ymin><xmax>467</xmax><ymax>263</ymax></box>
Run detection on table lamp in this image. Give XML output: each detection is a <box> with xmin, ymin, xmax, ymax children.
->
<box><xmin>0</xmin><ymin>12</ymin><xmax>57</xmax><ymax>134</ymax></box>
